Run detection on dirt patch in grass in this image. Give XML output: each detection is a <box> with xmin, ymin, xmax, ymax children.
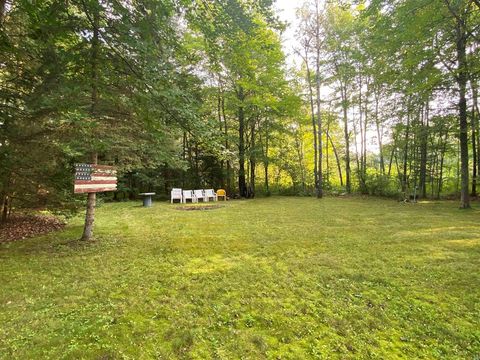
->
<box><xmin>175</xmin><ymin>205</ymin><xmax>224</xmax><ymax>211</ymax></box>
<box><xmin>0</xmin><ymin>214</ymin><xmax>65</xmax><ymax>243</ymax></box>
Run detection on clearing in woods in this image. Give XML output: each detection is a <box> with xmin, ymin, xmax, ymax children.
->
<box><xmin>1</xmin><ymin>197</ymin><xmax>479</xmax><ymax>358</ymax></box>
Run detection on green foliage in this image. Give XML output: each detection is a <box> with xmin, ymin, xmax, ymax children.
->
<box><xmin>0</xmin><ymin>0</ymin><xmax>204</xmax><ymax>217</ymax></box>
<box><xmin>363</xmin><ymin>170</ymin><xmax>400</xmax><ymax>198</ymax></box>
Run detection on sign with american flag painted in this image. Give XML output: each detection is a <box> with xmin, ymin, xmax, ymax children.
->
<box><xmin>74</xmin><ymin>164</ymin><xmax>117</xmax><ymax>194</ymax></box>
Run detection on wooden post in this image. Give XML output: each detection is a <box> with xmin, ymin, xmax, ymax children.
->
<box><xmin>81</xmin><ymin>153</ymin><xmax>98</xmax><ymax>241</ymax></box>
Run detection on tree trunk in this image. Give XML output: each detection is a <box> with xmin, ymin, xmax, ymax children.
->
<box><xmin>325</xmin><ymin>119</ymin><xmax>330</xmax><ymax>185</ymax></box>
<box><xmin>394</xmin><ymin>148</ymin><xmax>402</xmax><ymax>187</ymax></box>
<box><xmin>476</xmin><ymin>82</ymin><xmax>480</xmax><ymax>200</ymax></box>
<box><xmin>437</xmin><ymin>130</ymin><xmax>448</xmax><ymax>199</ymax></box>
<box><xmin>315</xmin><ymin>1</ymin><xmax>323</xmax><ymax>198</ymax></box>
<box><xmin>194</xmin><ymin>142</ymin><xmax>200</xmax><ymax>187</ymax></box>
<box><xmin>374</xmin><ymin>89</ymin><xmax>385</xmax><ymax>175</ymax></box>
<box><xmin>249</xmin><ymin>118</ymin><xmax>256</xmax><ymax>198</ymax></box>
<box><xmin>363</xmin><ymin>83</ymin><xmax>368</xmax><ymax>183</ymax></box>
<box><xmin>410</xmin><ymin>123</ymin><xmax>419</xmax><ymax>197</ymax></box>
<box><xmin>0</xmin><ymin>0</ymin><xmax>6</xmax><ymax>24</ymax></box>
<box><xmin>316</xmin><ymin>67</ymin><xmax>323</xmax><ymax>198</ymax></box>
<box><xmin>471</xmin><ymin>100</ymin><xmax>477</xmax><ymax>197</ymax></box>
<box><xmin>471</xmin><ymin>79</ymin><xmax>479</xmax><ymax>197</ymax></box>
<box><xmin>419</xmin><ymin>102</ymin><xmax>429</xmax><ymax>198</ymax></box>
<box><xmin>357</xmin><ymin>74</ymin><xmax>367</xmax><ymax>193</ymax></box>
<box><xmin>387</xmin><ymin>133</ymin><xmax>397</xmax><ymax>177</ymax></box>
<box><xmin>352</xmin><ymin>107</ymin><xmax>361</xmax><ymax>184</ymax></box>
<box><xmin>293</xmin><ymin>124</ymin><xmax>306</xmax><ymax>192</ymax></box>
<box><xmin>431</xmin><ymin>138</ymin><xmax>438</xmax><ymax>199</ymax></box>
<box><xmin>327</xmin><ymin>131</ymin><xmax>343</xmax><ymax>187</ymax></box>
<box><xmin>402</xmin><ymin>113</ymin><xmax>411</xmax><ymax>196</ymax></box>
<box><xmin>182</xmin><ymin>131</ymin><xmax>187</xmax><ymax>188</ymax></box>
<box><xmin>387</xmin><ymin>146</ymin><xmax>395</xmax><ymax>178</ymax></box>
<box><xmin>305</xmin><ymin>56</ymin><xmax>318</xmax><ymax>195</ymax></box>
<box><xmin>237</xmin><ymin>86</ymin><xmax>247</xmax><ymax>198</ymax></box>
<box><xmin>220</xmin><ymin>95</ymin><xmax>231</xmax><ymax>193</ymax></box>
<box><xmin>341</xmin><ymin>82</ymin><xmax>351</xmax><ymax>193</ymax></box>
<box><xmin>441</xmin><ymin>0</ymin><xmax>470</xmax><ymax>206</ymax></box>
<box><xmin>264</xmin><ymin>162</ymin><xmax>269</xmax><ymax>194</ymax></box>
<box><xmin>264</xmin><ymin>124</ymin><xmax>270</xmax><ymax>194</ymax></box>
<box><xmin>456</xmin><ymin>21</ymin><xmax>470</xmax><ymax>208</ymax></box>
<box><xmin>81</xmin><ymin>6</ymin><xmax>99</xmax><ymax>241</ymax></box>
<box><xmin>217</xmin><ymin>85</ymin><xmax>225</xmax><ymax>186</ymax></box>
<box><xmin>0</xmin><ymin>169</ymin><xmax>11</xmax><ymax>224</ymax></box>
<box><xmin>1</xmin><ymin>193</ymin><xmax>8</xmax><ymax>224</ymax></box>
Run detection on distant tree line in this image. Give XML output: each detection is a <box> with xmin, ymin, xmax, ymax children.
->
<box><xmin>295</xmin><ymin>0</ymin><xmax>479</xmax><ymax>208</ymax></box>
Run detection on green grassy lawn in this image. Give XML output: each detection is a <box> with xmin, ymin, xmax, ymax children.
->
<box><xmin>1</xmin><ymin>197</ymin><xmax>479</xmax><ymax>359</ymax></box>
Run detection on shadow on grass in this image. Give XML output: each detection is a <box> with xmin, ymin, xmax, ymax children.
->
<box><xmin>0</xmin><ymin>225</ymin><xmax>100</xmax><ymax>255</ymax></box>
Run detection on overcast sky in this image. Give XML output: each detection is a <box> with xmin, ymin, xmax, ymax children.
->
<box><xmin>274</xmin><ymin>0</ymin><xmax>301</xmax><ymax>66</ymax></box>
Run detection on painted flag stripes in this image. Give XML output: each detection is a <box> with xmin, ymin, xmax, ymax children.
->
<box><xmin>74</xmin><ymin>164</ymin><xmax>117</xmax><ymax>194</ymax></box>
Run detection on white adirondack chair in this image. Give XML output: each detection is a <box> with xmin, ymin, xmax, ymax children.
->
<box><xmin>204</xmin><ymin>189</ymin><xmax>217</xmax><ymax>202</ymax></box>
<box><xmin>171</xmin><ymin>188</ymin><xmax>183</xmax><ymax>203</ymax></box>
<box><xmin>194</xmin><ymin>189</ymin><xmax>206</xmax><ymax>202</ymax></box>
<box><xmin>182</xmin><ymin>190</ymin><xmax>197</xmax><ymax>203</ymax></box>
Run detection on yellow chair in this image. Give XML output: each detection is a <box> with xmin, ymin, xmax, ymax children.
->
<box><xmin>217</xmin><ymin>189</ymin><xmax>227</xmax><ymax>201</ymax></box>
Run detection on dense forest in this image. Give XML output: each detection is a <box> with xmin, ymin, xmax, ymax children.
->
<box><xmin>1</xmin><ymin>0</ymin><xmax>480</xmax><ymax>222</ymax></box>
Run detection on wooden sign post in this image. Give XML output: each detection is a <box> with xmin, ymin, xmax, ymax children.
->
<box><xmin>74</xmin><ymin>158</ymin><xmax>117</xmax><ymax>241</ymax></box>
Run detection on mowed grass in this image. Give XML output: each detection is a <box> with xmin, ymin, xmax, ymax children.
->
<box><xmin>1</xmin><ymin>197</ymin><xmax>479</xmax><ymax>359</ymax></box>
